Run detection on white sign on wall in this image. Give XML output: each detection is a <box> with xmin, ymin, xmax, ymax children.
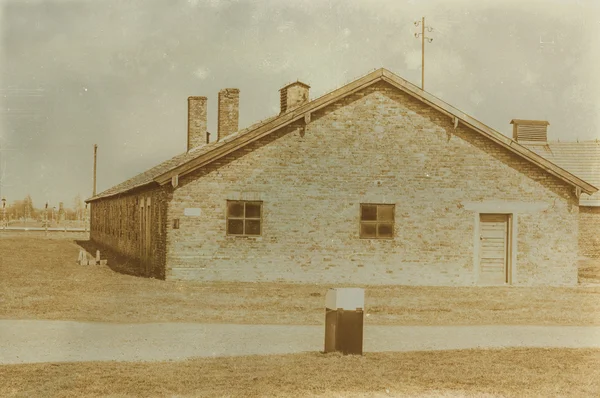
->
<box><xmin>183</xmin><ymin>208</ymin><xmax>202</xmax><ymax>216</ymax></box>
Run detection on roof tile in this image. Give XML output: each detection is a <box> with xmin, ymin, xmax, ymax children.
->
<box><xmin>86</xmin><ymin>115</ymin><xmax>279</xmax><ymax>202</ymax></box>
<box><xmin>523</xmin><ymin>141</ymin><xmax>600</xmax><ymax>205</ymax></box>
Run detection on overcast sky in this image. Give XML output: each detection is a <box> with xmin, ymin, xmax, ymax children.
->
<box><xmin>1</xmin><ymin>0</ymin><xmax>599</xmax><ymax>207</ymax></box>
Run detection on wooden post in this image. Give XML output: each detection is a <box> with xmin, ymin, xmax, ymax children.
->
<box><xmin>79</xmin><ymin>250</ymin><xmax>89</xmax><ymax>265</ymax></box>
<box><xmin>414</xmin><ymin>17</ymin><xmax>433</xmax><ymax>91</ymax></box>
<box><xmin>93</xmin><ymin>144</ymin><xmax>98</xmax><ymax>197</ymax></box>
<box><xmin>421</xmin><ymin>16</ymin><xmax>425</xmax><ymax>90</ymax></box>
<box><xmin>44</xmin><ymin>202</ymin><xmax>48</xmax><ymax>235</ymax></box>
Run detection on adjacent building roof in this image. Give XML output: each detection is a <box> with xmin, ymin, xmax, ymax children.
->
<box><xmin>523</xmin><ymin>141</ymin><xmax>600</xmax><ymax>206</ymax></box>
<box><xmin>86</xmin><ymin>68</ymin><xmax>598</xmax><ymax>203</ymax></box>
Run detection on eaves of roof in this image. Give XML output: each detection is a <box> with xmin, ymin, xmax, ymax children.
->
<box><xmin>87</xmin><ymin>68</ymin><xmax>598</xmax><ymax>203</ymax></box>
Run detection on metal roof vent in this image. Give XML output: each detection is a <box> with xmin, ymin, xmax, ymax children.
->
<box><xmin>510</xmin><ymin>119</ymin><xmax>549</xmax><ymax>144</ymax></box>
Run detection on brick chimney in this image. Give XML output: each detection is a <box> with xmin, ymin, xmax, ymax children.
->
<box><xmin>217</xmin><ymin>88</ymin><xmax>239</xmax><ymax>141</ymax></box>
<box><xmin>280</xmin><ymin>81</ymin><xmax>310</xmax><ymax>114</ymax></box>
<box><xmin>187</xmin><ymin>96</ymin><xmax>207</xmax><ymax>151</ymax></box>
<box><xmin>510</xmin><ymin>119</ymin><xmax>549</xmax><ymax>144</ymax></box>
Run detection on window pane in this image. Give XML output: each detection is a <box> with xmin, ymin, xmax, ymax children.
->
<box><xmin>245</xmin><ymin>203</ymin><xmax>261</xmax><ymax>219</ymax></box>
<box><xmin>361</xmin><ymin>205</ymin><xmax>377</xmax><ymax>221</ymax></box>
<box><xmin>360</xmin><ymin>222</ymin><xmax>377</xmax><ymax>238</ymax></box>
<box><xmin>245</xmin><ymin>220</ymin><xmax>261</xmax><ymax>235</ymax></box>
<box><xmin>378</xmin><ymin>205</ymin><xmax>394</xmax><ymax>221</ymax></box>
<box><xmin>227</xmin><ymin>219</ymin><xmax>244</xmax><ymax>235</ymax></box>
<box><xmin>378</xmin><ymin>223</ymin><xmax>393</xmax><ymax>238</ymax></box>
<box><xmin>227</xmin><ymin>202</ymin><xmax>244</xmax><ymax>218</ymax></box>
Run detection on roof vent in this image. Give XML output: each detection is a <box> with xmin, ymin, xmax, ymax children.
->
<box><xmin>510</xmin><ymin>119</ymin><xmax>549</xmax><ymax>144</ymax></box>
<box><xmin>280</xmin><ymin>81</ymin><xmax>310</xmax><ymax>114</ymax></box>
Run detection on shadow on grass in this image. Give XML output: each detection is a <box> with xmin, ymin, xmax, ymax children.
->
<box><xmin>75</xmin><ymin>239</ymin><xmax>147</xmax><ymax>279</ymax></box>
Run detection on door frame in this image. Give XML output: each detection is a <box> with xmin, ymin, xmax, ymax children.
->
<box><xmin>474</xmin><ymin>212</ymin><xmax>515</xmax><ymax>285</ymax></box>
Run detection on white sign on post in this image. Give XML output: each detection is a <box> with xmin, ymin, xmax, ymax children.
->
<box><xmin>325</xmin><ymin>288</ymin><xmax>365</xmax><ymax>310</ymax></box>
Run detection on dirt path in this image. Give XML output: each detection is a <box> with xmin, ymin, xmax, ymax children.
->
<box><xmin>1</xmin><ymin>320</ymin><xmax>599</xmax><ymax>364</ymax></box>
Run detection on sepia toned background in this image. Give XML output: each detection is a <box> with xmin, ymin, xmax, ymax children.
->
<box><xmin>1</xmin><ymin>0</ymin><xmax>599</xmax><ymax>205</ymax></box>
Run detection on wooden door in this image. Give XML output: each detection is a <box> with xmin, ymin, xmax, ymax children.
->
<box><xmin>479</xmin><ymin>214</ymin><xmax>510</xmax><ymax>285</ymax></box>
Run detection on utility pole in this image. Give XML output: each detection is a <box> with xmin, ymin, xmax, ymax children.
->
<box><xmin>93</xmin><ymin>144</ymin><xmax>98</xmax><ymax>196</ymax></box>
<box><xmin>414</xmin><ymin>17</ymin><xmax>434</xmax><ymax>90</ymax></box>
<box><xmin>44</xmin><ymin>202</ymin><xmax>48</xmax><ymax>233</ymax></box>
<box><xmin>1</xmin><ymin>197</ymin><xmax>6</xmax><ymax>229</ymax></box>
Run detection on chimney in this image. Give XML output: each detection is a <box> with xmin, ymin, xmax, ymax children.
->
<box><xmin>279</xmin><ymin>81</ymin><xmax>310</xmax><ymax>114</ymax></box>
<box><xmin>187</xmin><ymin>96</ymin><xmax>207</xmax><ymax>151</ymax></box>
<box><xmin>510</xmin><ymin>119</ymin><xmax>549</xmax><ymax>144</ymax></box>
<box><xmin>217</xmin><ymin>88</ymin><xmax>239</xmax><ymax>141</ymax></box>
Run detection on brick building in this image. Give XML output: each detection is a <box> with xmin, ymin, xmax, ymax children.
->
<box><xmin>86</xmin><ymin>68</ymin><xmax>597</xmax><ymax>286</ymax></box>
<box><xmin>510</xmin><ymin>122</ymin><xmax>600</xmax><ymax>258</ymax></box>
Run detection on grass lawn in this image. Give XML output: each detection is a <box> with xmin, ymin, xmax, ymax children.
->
<box><xmin>1</xmin><ymin>348</ymin><xmax>598</xmax><ymax>397</ymax></box>
<box><xmin>1</xmin><ymin>234</ymin><xmax>600</xmax><ymax>325</ymax></box>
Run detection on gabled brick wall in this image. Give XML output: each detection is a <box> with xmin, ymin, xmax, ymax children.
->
<box><xmin>164</xmin><ymin>81</ymin><xmax>579</xmax><ymax>286</ymax></box>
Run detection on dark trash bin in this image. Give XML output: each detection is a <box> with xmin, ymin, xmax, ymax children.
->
<box><xmin>324</xmin><ymin>288</ymin><xmax>365</xmax><ymax>355</ymax></box>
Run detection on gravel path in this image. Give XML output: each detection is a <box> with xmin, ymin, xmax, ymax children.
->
<box><xmin>1</xmin><ymin>320</ymin><xmax>599</xmax><ymax>364</ymax></box>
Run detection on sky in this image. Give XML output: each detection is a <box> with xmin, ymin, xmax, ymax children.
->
<box><xmin>1</xmin><ymin>0</ymin><xmax>599</xmax><ymax>207</ymax></box>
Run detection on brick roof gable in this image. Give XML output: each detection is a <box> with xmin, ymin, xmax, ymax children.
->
<box><xmin>86</xmin><ymin>68</ymin><xmax>597</xmax><ymax>202</ymax></box>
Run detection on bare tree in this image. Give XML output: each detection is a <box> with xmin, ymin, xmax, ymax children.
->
<box><xmin>23</xmin><ymin>195</ymin><xmax>34</xmax><ymax>221</ymax></box>
<box><xmin>73</xmin><ymin>194</ymin><xmax>84</xmax><ymax>221</ymax></box>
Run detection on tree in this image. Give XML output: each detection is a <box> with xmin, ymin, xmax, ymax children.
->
<box><xmin>23</xmin><ymin>194</ymin><xmax>34</xmax><ymax>221</ymax></box>
<box><xmin>7</xmin><ymin>200</ymin><xmax>22</xmax><ymax>221</ymax></box>
<box><xmin>73</xmin><ymin>194</ymin><xmax>84</xmax><ymax>221</ymax></box>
